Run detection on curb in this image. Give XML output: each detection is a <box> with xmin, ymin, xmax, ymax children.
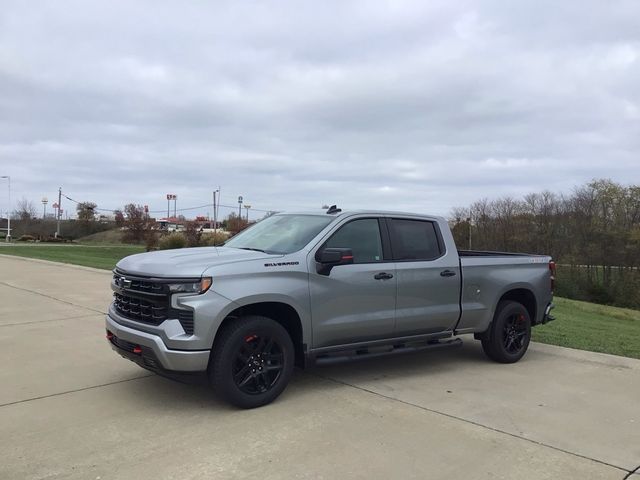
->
<box><xmin>0</xmin><ymin>254</ymin><xmax>112</xmax><ymax>275</ymax></box>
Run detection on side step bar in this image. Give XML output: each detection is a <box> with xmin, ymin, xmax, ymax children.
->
<box><xmin>312</xmin><ymin>338</ymin><xmax>463</xmax><ymax>366</ymax></box>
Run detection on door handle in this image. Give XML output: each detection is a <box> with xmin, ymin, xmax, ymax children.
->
<box><xmin>374</xmin><ymin>272</ymin><xmax>394</xmax><ymax>280</ymax></box>
<box><xmin>440</xmin><ymin>270</ymin><xmax>457</xmax><ymax>277</ymax></box>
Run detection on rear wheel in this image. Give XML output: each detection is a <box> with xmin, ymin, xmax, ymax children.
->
<box><xmin>210</xmin><ymin>315</ymin><xmax>294</xmax><ymax>408</ymax></box>
<box><xmin>481</xmin><ymin>301</ymin><xmax>531</xmax><ymax>363</ymax></box>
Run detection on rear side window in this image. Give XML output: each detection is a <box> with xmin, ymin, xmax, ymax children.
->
<box><xmin>389</xmin><ymin>219</ymin><xmax>442</xmax><ymax>261</ymax></box>
<box><xmin>324</xmin><ymin>218</ymin><xmax>383</xmax><ymax>263</ymax></box>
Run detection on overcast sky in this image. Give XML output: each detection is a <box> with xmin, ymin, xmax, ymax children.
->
<box><xmin>1</xmin><ymin>0</ymin><xmax>639</xmax><ymax>219</ymax></box>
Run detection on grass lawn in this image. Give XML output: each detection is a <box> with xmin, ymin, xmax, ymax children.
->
<box><xmin>0</xmin><ymin>244</ymin><xmax>145</xmax><ymax>270</ymax></box>
<box><xmin>0</xmin><ymin>244</ymin><xmax>638</xmax><ymax>359</ymax></box>
<box><xmin>532</xmin><ymin>297</ymin><xmax>640</xmax><ymax>359</ymax></box>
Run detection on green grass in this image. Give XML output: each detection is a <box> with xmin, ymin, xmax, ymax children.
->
<box><xmin>0</xmin><ymin>244</ymin><xmax>145</xmax><ymax>270</ymax></box>
<box><xmin>532</xmin><ymin>297</ymin><xmax>640</xmax><ymax>359</ymax></box>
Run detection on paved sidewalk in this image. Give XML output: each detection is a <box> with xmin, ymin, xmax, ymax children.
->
<box><xmin>1</xmin><ymin>256</ymin><xmax>638</xmax><ymax>479</ymax></box>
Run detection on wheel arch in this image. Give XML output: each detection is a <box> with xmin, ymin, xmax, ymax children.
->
<box><xmin>214</xmin><ymin>301</ymin><xmax>306</xmax><ymax>367</ymax></box>
<box><xmin>497</xmin><ymin>287</ymin><xmax>537</xmax><ymax>323</ymax></box>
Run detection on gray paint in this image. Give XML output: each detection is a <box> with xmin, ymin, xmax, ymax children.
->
<box><xmin>107</xmin><ymin>210</ymin><xmax>553</xmax><ymax>372</ymax></box>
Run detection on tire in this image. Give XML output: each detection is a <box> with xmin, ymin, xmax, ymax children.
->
<box><xmin>481</xmin><ymin>301</ymin><xmax>531</xmax><ymax>364</ymax></box>
<box><xmin>210</xmin><ymin>315</ymin><xmax>295</xmax><ymax>409</ymax></box>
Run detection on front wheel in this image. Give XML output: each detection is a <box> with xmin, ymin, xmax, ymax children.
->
<box><xmin>481</xmin><ymin>301</ymin><xmax>531</xmax><ymax>363</ymax></box>
<box><xmin>210</xmin><ymin>315</ymin><xmax>294</xmax><ymax>408</ymax></box>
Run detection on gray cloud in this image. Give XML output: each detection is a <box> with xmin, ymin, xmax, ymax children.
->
<box><xmin>0</xmin><ymin>0</ymin><xmax>639</xmax><ymax>219</ymax></box>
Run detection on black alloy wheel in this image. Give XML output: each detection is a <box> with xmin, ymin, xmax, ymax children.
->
<box><xmin>233</xmin><ymin>334</ymin><xmax>284</xmax><ymax>395</ymax></box>
<box><xmin>480</xmin><ymin>300</ymin><xmax>532</xmax><ymax>363</ymax></box>
<box><xmin>502</xmin><ymin>313</ymin><xmax>528</xmax><ymax>355</ymax></box>
<box><xmin>210</xmin><ymin>315</ymin><xmax>294</xmax><ymax>408</ymax></box>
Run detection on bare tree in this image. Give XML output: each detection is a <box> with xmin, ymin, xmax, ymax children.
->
<box><xmin>122</xmin><ymin>204</ymin><xmax>153</xmax><ymax>243</ymax></box>
<box><xmin>76</xmin><ymin>202</ymin><xmax>97</xmax><ymax>223</ymax></box>
<box><xmin>14</xmin><ymin>197</ymin><xmax>37</xmax><ymax>221</ymax></box>
<box><xmin>448</xmin><ymin>179</ymin><xmax>640</xmax><ymax>308</ymax></box>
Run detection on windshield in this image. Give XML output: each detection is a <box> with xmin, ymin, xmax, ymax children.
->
<box><xmin>224</xmin><ymin>214</ymin><xmax>334</xmax><ymax>254</ymax></box>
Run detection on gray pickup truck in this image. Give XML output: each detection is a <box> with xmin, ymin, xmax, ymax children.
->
<box><xmin>106</xmin><ymin>206</ymin><xmax>555</xmax><ymax>408</ymax></box>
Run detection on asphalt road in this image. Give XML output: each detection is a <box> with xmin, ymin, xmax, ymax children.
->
<box><xmin>1</xmin><ymin>255</ymin><xmax>638</xmax><ymax>479</ymax></box>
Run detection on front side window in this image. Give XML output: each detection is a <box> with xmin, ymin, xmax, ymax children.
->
<box><xmin>225</xmin><ymin>214</ymin><xmax>334</xmax><ymax>254</ymax></box>
<box><xmin>390</xmin><ymin>219</ymin><xmax>442</xmax><ymax>261</ymax></box>
<box><xmin>324</xmin><ymin>218</ymin><xmax>383</xmax><ymax>263</ymax></box>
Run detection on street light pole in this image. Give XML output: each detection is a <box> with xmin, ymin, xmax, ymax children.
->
<box><xmin>238</xmin><ymin>196</ymin><xmax>243</xmax><ymax>219</ymax></box>
<box><xmin>56</xmin><ymin>187</ymin><xmax>62</xmax><ymax>238</ymax></box>
<box><xmin>0</xmin><ymin>176</ymin><xmax>10</xmax><ymax>242</ymax></box>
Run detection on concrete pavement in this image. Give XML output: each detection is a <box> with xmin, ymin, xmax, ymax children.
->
<box><xmin>1</xmin><ymin>255</ymin><xmax>638</xmax><ymax>479</ymax></box>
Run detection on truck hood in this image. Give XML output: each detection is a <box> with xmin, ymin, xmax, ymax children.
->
<box><xmin>115</xmin><ymin>246</ymin><xmax>281</xmax><ymax>278</ymax></box>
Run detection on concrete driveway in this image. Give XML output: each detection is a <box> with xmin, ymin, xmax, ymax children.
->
<box><xmin>1</xmin><ymin>255</ymin><xmax>638</xmax><ymax>479</ymax></box>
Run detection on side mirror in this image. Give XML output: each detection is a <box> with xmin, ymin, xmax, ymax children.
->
<box><xmin>315</xmin><ymin>248</ymin><xmax>354</xmax><ymax>275</ymax></box>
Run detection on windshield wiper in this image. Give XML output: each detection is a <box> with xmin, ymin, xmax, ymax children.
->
<box><xmin>237</xmin><ymin>247</ymin><xmax>268</xmax><ymax>253</ymax></box>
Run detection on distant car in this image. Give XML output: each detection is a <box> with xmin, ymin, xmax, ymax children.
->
<box><xmin>106</xmin><ymin>206</ymin><xmax>555</xmax><ymax>408</ymax></box>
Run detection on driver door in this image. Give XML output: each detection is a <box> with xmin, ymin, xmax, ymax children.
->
<box><xmin>308</xmin><ymin>217</ymin><xmax>396</xmax><ymax>348</ymax></box>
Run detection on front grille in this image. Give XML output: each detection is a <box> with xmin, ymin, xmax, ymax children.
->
<box><xmin>112</xmin><ymin>293</ymin><xmax>195</xmax><ymax>334</ymax></box>
<box><xmin>113</xmin><ymin>292</ymin><xmax>167</xmax><ymax>324</ymax></box>
<box><xmin>126</xmin><ymin>278</ymin><xmax>169</xmax><ymax>294</ymax></box>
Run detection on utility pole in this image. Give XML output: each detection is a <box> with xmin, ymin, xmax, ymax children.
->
<box><xmin>467</xmin><ymin>210</ymin><xmax>472</xmax><ymax>250</ymax></box>
<box><xmin>56</xmin><ymin>187</ymin><xmax>62</xmax><ymax>238</ymax></box>
<box><xmin>216</xmin><ymin>187</ymin><xmax>221</xmax><ymax>231</ymax></box>
<box><xmin>173</xmin><ymin>195</ymin><xmax>177</xmax><ymax>218</ymax></box>
<box><xmin>212</xmin><ymin>188</ymin><xmax>219</xmax><ymax>235</ymax></box>
<box><xmin>167</xmin><ymin>194</ymin><xmax>170</xmax><ymax>219</ymax></box>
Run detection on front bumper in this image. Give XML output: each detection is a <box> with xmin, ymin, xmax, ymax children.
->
<box><xmin>106</xmin><ymin>314</ymin><xmax>210</xmax><ymax>376</ymax></box>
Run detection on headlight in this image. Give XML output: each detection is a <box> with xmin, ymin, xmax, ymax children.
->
<box><xmin>167</xmin><ymin>277</ymin><xmax>212</xmax><ymax>295</ymax></box>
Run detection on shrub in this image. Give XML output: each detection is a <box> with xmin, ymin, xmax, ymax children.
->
<box><xmin>199</xmin><ymin>232</ymin><xmax>227</xmax><ymax>246</ymax></box>
<box><xmin>144</xmin><ymin>231</ymin><xmax>160</xmax><ymax>251</ymax></box>
<box><xmin>17</xmin><ymin>235</ymin><xmax>36</xmax><ymax>242</ymax></box>
<box><xmin>42</xmin><ymin>236</ymin><xmax>64</xmax><ymax>243</ymax></box>
<box><xmin>183</xmin><ymin>221</ymin><xmax>202</xmax><ymax>247</ymax></box>
<box><xmin>158</xmin><ymin>232</ymin><xmax>187</xmax><ymax>250</ymax></box>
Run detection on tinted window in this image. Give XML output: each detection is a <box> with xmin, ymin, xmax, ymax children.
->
<box><xmin>390</xmin><ymin>219</ymin><xmax>442</xmax><ymax>260</ymax></box>
<box><xmin>325</xmin><ymin>219</ymin><xmax>383</xmax><ymax>263</ymax></box>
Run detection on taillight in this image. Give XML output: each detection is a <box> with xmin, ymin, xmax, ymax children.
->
<box><xmin>549</xmin><ymin>261</ymin><xmax>556</xmax><ymax>293</ymax></box>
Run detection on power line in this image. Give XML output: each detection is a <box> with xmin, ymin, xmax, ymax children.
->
<box><xmin>60</xmin><ymin>192</ymin><xmax>278</xmax><ymax>215</ymax></box>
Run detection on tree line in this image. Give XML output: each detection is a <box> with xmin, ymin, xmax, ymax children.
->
<box><xmin>450</xmin><ymin>179</ymin><xmax>640</xmax><ymax>308</ymax></box>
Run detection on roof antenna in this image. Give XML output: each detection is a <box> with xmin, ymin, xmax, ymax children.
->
<box><xmin>326</xmin><ymin>205</ymin><xmax>342</xmax><ymax>214</ymax></box>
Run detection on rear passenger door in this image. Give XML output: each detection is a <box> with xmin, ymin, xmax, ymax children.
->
<box><xmin>388</xmin><ymin>217</ymin><xmax>461</xmax><ymax>336</ymax></box>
